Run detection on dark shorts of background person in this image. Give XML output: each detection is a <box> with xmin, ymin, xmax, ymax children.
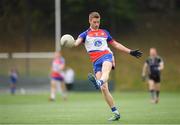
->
<box><xmin>148</xmin><ymin>74</ymin><xmax>160</xmax><ymax>83</ymax></box>
<box><xmin>65</xmin><ymin>83</ymin><xmax>74</xmax><ymax>91</ymax></box>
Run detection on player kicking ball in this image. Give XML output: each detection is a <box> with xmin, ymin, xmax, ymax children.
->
<box><xmin>62</xmin><ymin>12</ymin><xmax>142</xmax><ymax>121</ymax></box>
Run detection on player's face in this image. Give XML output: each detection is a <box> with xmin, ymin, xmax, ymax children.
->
<box><xmin>89</xmin><ymin>18</ymin><xmax>100</xmax><ymax>30</ymax></box>
<box><xmin>150</xmin><ymin>48</ymin><xmax>157</xmax><ymax>57</ymax></box>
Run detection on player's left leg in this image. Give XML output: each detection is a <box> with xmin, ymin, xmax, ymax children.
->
<box><xmin>50</xmin><ymin>79</ymin><xmax>57</xmax><ymax>101</ymax></box>
<box><xmin>154</xmin><ymin>83</ymin><xmax>160</xmax><ymax>103</ymax></box>
<box><xmin>95</xmin><ymin>70</ymin><xmax>116</xmax><ymax>111</ymax></box>
<box><xmin>10</xmin><ymin>83</ymin><xmax>16</xmax><ymax>95</ymax></box>
<box><xmin>101</xmin><ymin>83</ymin><xmax>120</xmax><ymax>121</ymax></box>
<box><xmin>148</xmin><ymin>80</ymin><xmax>156</xmax><ymax>103</ymax></box>
<box><xmin>100</xmin><ymin>61</ymin><xmax>120</xmax><ymax>121</ymax></box>
<box><xmin>10</xmin><ymin>77</ymin><xmax>17</xmax><ymax>95</ymax></box>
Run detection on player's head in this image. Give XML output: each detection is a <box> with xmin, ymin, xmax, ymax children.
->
<box><xmin>150</xmin><ymin>48</ymin><xmax>157</xmax><ymax>57</ymax></box>
<box><xmin>89</xmin><ymin>12</ymin><xmax>100</xmax><ymax>30</ymax></box>
<box><xmin>54</xmin><ymin>51</ymin><xmax>62</xmax><ymax>58</ymax></box>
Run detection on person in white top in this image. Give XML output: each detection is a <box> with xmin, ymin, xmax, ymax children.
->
<box><xmin>64</xmin><ymin>67</ymin><xmax>75</xmax><ymax>91</ymax></box>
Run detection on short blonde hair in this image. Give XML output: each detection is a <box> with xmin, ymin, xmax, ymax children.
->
<box><xmin>89</xmin><ymin>12</ymin><xmax>101</xmax><ymax>20</ymax></box>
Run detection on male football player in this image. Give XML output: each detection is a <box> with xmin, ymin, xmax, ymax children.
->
<box><xmin>142</xmin><ymin>48</ymin><xmax>164</xmax><ymax>104</ymax></box>
<box><xmin>74</xmin><ymin>12</ymin><xmax>142</xmax><ymax>121</ymax></box>
<box><xmin>49</xmin><ymin>51</ymin><xmax>67</xmax><ymax>101</ymax></box>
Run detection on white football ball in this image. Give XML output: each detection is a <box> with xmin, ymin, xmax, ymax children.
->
<box><xmin>60</xmin><ymin>34</ymin><xmax>75</xmax><ymax>48</ymax></box>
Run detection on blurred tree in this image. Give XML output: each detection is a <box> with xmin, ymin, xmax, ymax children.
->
<box><xmin>61</xmin><ymin>0</ymin><xmax>136</xmax><ymax>35</ymax></box>
<box><xmin>0</xmin><ymin>0</ymin><xmax>25</xmax><ymax>35</ymax></box>
<box><xmin>0</xmin><ymin>0</ymin><xmax>179</xmax><ymax>37</ymax></box>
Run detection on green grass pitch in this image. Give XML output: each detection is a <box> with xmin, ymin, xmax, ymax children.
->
<box><xmin>0</xmin><ymin>92</ymin><xmax>180</xmax><ymax>124</ymax></box>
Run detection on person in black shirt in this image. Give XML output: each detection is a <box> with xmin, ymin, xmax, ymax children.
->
<box><xmin>142</xmin><ymin>48</ymin><xmax>164</xmax><ymax>103</ymax></box>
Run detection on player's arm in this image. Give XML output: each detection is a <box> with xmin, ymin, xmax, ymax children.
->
<box><xmin>142</xmin><ymin>62</ymin><xmax>148</xmax><ymax>77</ymax></box>
<box><xmin>110</xmin><ymin>40</ymin><xmax>142</xmax><ymax>58</ymax></box>
<box><xmin>59</xmin><ymin>63</ymin><xmax>65</xmax><ymax>70</ymax></box>
<box><xmin>158</xmin><ymin>61</ymin><xmax>164</xmax><ymax>71</ymax></box>
<box><xmin>74</xmin><ymin>38</ymin><xmax>83</xmax><ymax>47</ymax></box>
<box><xmin>142</xmin><ymin>62</ymin><xmax>148</xmax><ymax>81</ymax></box>
<box><xmin>74</xmin><ymin>31</ymin><xmax>87</xmax><ymax>47</ymax></box>
<box><xmin>110</xmin><ymin>40</ymin><xmax>131</xmax><ymax>53</ymax></box>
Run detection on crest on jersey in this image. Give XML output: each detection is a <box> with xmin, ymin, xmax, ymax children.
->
<box><xmin>94</xmin><ymin>39</ymin><xmax>102</xmax><ymax>47</ymax></box>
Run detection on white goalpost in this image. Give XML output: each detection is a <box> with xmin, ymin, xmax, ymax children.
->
<box><xmin>55</xmin><ymin>0</ymin><xmax>61</xmax><ymax>51</ymax></box>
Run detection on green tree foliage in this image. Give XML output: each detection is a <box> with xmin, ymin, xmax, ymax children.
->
<box><xmin>61</xmin><ymin>0</ymin><xmax>136</xmax><ymax>35</ymax></box>
<box><xmin>1</xmin><ymin>0</ymin><xmax>179</xmax><ymax>36</ymax></box>
<box><xmin>0</xmin><ymin>0</ymin><xmax>137</xmax><ymax>36</ymax></box>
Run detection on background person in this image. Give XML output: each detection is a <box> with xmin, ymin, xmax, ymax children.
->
<box><xmin>49</xmin><ymin>51</ymin><xmax>67</xmax><ymax>101</ymax></box>
<box><xmin>64</xmin><ymin>67</ymin><xmax>75</xmax><ymax>91</ymax></box>
<box><xmin>142</xmin><ymin>48</ymin><xmax>164</xmax><ymax>104</ymax></box>
<box><xmin>9</xmin><ymin>67</ymin><xmax>19</xmax><ymax>95</ymax></box>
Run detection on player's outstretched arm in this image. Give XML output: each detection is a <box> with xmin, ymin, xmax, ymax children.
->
<box><xmin>74</xmin><ymin>38</ymin><xmax>83</xmax><ymax>47</ymax></box>
<box><xmin>110</xmin><ymin>40</ymin><xmax>143</xmax><ymax>58</ymax></box>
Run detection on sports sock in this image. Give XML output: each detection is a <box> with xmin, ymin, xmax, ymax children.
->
<box><xmin>150</xmin><ymin>90</ymin><xmax>156</xmax><ymax>99</ymax></box>
<box><xmin>50</xmin><ymin>92</ymin><xmax>55</xmax><ymax>99</ymax></box>
<box><xmin>111</xmin><ymin>107</ymin><xmax>119</xmax><ymax>115</ymax></box>
<box><xmin>11</xmin><ymin>87</ymin><xmax>16</xmax><ymax>94</ymax></box>
<box><xmin>97</xmin><ymin>80</ymin><xmax>104</xmax><ymax>86</ymax></box>
<box><xmin>10</xmin><ymin>88</ymin><xmax>13</xmax><ymax>94</ymax></box>
<box><xmin>156</xmin><ymin>91</ymin><xmax>160</xmax><ymax>98</ymax></box>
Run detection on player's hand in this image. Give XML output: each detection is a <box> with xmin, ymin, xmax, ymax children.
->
<box><xmin>130</xmin><ymin>49</ymin><xmax>143</xmax><ymax>58</ymax></box>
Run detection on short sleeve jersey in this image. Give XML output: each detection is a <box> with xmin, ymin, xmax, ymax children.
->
<box><xmin>51</xmin><ymin>57</ymin><xmax>65</xmax><ymax>78</ymax></box>
<box><xmin>78</xmin><ymin>28</ymin><xmax>114</xmax><ymax>62</ymax></box>
<box><xmin>146</xmin><ymin>56</ymin><xmax>163</xmax><ymax>75</ymax></box>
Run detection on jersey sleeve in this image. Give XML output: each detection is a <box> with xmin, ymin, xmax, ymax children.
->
<box><xmin>146</xmin><ymin>58</ymin><xmax>150</xmax><ymax>64</ymax></box>
<box><xmin>158</xmin><ymin>56</ymin><xmax>163</xmax><ymax>63</ymax></box>
<box><xmin>61</xmin><ymin>57</ymin><xmax>65</xmax><ymax>64</ymax></box>
<box><xmin>78</xmin><ymin>31</ymin><xmax>87</xmax><ymax>43</ymax></box>
<box><xmin>104</xmin><ymin>30</ymin><xmax>113</xmax><ymax>43</ymax></box>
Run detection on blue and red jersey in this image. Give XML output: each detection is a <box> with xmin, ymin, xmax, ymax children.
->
<box><xmin>78</xmin><ymin>28</ymin><xmax>114</xmax><ymax>62</ymax></box>
<box><xmin>51</xmin><ymin>57</ymin><xmax>65</xmax><ymax>80</ymax></box>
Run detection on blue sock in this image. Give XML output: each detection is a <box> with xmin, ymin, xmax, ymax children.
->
<box><xmin>111</xmin><ymin>107</ymin><xmax>119</xmax><ymax>114</ymax></box>
<box><xmin>111</xmin><ymin>107</ymin><xmax>117</xmax><ymax>112</ymax></box>
<box><xmin>98</xmin><ymin>80</ymin><xmax>104</xmax><ymax>86</ymax></box>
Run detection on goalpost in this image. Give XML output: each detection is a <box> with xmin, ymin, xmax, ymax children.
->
<box><xmin>55</xmin><ymin>0</ymin><xmax>61</xmax><ymax>51</ymax></box>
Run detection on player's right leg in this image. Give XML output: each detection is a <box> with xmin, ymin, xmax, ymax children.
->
<box><xmin>148</xmin><ymin>80</ymin><xmax>156</xmax><ymax>103</ymax></box>
<box><xmin>10</xmin><ymin>83</ymin><xmax>16</xmax><ymax>95</ymax></box>
<box><xmin>60</xmin><ymin>81</ymin><xmax>67</xmax><ymax>101</ymax></box>
<box><xmin>50</xmin><ymin>79</ymin><xmax>57</xmax><ymax>101</ymax></box>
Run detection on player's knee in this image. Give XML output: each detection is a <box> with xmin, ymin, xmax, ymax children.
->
<box><xmin>51</xmin><ymin>83</ymin><xmax>56</xmax><ymax>88</ymax></box>
<box><xmin>100</xmin><ymin>84</ymin><xmax>108</xmax><ymax>92</ymax></box>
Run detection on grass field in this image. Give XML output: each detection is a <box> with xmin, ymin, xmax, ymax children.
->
<box><xmin>0</xmin><ymin>92</ymin><xmax>180</xmax><ymax>124</ymax></box>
